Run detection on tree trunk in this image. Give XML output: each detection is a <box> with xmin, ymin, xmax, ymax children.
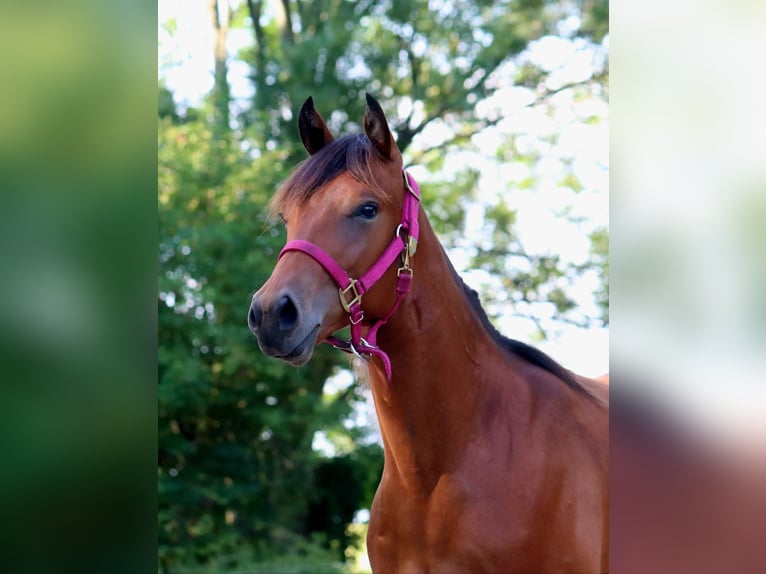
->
<box><xmin>208</xmin><ymin>0</ymin><xmax>231</xmax><ymax>132</ymax></box>
<box><xmin>246</xmin><ymin>0</ymin><xmax>267</xmax><ymax>110</ymax></box>
<box><xmin>275</xmin><ymin>0</ymin><xmax>294</xmax><ymax>44</ymax></box>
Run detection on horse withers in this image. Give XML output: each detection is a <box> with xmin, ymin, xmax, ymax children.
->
<box><xmin>248</xmin><ymin>94</ymin><xmax>609</xmax><ymax>574</ymax></box>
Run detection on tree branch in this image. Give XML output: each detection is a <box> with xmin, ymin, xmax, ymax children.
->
<box><xmin>407</xmin><ymin>73</ymin><xmax>606</xmax><ymax>162</ymax></box>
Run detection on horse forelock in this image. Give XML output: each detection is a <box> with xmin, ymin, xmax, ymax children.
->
<box><xmin>269</xmin><ymin>134</ymin><xmax>394</xmax><ymax>220</ymax></box>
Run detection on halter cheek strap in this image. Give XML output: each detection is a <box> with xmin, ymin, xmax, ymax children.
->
<box><xmin>278</xmin><ymin>170</ymin><xmax>421</xmax><ymax>381</ymax></box>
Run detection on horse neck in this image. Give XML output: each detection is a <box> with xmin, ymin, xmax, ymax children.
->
<box><xmin>367</xmin><ymin>215</ymin><xmax>519</xmax><ymax>495</ymax></box>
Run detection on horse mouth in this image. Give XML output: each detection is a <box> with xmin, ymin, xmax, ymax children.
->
<box><xmin>275</xmin><ymin>325</ymin><xmax>320</xmax><ymax>366</ymax></box>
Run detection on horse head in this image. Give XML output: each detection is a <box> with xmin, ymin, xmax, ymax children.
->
<box><xmin>248</xmin><ymin>94</ymin><xmax>416</xmax><ymax>368</ymax></box>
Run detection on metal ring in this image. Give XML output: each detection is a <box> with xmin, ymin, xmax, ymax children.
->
<box><xmin>348</xmin><ymin>341</ymin><xmax>363</xmax><ymax>359</ymax></box>
<box><xmin>359</xmin><ymin>338</ymin><xmax>376</xmax><ymax>350</ymax></box>
<box><xmin>349</xmin><ymin>312</ymin><xmax>365</xmax><ymax>325</ymax></box>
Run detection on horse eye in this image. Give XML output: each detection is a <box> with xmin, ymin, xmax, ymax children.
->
<box><xmin>355</xmin><ymin>202</ymin><xmax>379</xmax><ymax>220</ymax></box>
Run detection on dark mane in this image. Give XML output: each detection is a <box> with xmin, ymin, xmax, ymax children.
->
<box><xmin>270</xmin><ymin>134</ymin><xmax>391</xmax><ymax>218</ymax></box>
<box><xmin>444</xmin><ymin>254</ymin><xmax>592</xmax><ymax>397</ymax></box>
<box><xmin>273</xmin><ymin>134</ymin><xmax>592</xmax><ymax>397</ymax></box>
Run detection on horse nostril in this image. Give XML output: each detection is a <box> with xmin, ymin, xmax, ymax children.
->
<box><xmin>276</xmin><ymin>295</ymin><xmax>298</xmax><ymax>330</ymax></box>
<box><xmin>248</xmin><ymin>303</ymin><xmax>262</xmax><ymax>333</ymax></box>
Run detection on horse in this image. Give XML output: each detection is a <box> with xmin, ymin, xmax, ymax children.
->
<box><xmin>248</xmin><ymin>94</ymin><xmax>609</xmax><ymax>573</ymax></box>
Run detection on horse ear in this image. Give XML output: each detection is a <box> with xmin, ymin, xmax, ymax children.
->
<box><xmin>298</xmin><ymin>96</ymin><xmax>334</xmax><ymax>155</ymax></box>
<box><xmin>364</xmin><ymin>93</ymin><xmax>399</xmax><ymax>161</ymax></box>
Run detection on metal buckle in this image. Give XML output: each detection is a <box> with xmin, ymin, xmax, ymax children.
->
<box><xmin>403</xmin><ymin>170</ymin><xmax>419</xmax><ymax>199</ymax></box>
<box><xmin>397</xmin><ymin>237</ymin><xmax>416</xmax><ymax>277</ymax></box>
<box><xmin>339</xmin><ymin>279</ymin><xmax>362</xmax><ymax>313</ymax></box>
<box><xmin>407</xmin><ymin>235</ymin><xmax>418</xmax><ymax>256</ymax></box>
<box><xmin>394</xmin><ymin>225</ymin><xmax>417</xmax><ymax>266</ymax></box>
<box><xmin>349</xmin><ymin>311</ymin><xmax>365</xmax><ymax>325</ymax></box>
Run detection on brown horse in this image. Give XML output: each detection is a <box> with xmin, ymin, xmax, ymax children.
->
<box><xmin>248</xmin><ymin>94</ymin><xmax>609</xmax><ymax>573</ymax></box>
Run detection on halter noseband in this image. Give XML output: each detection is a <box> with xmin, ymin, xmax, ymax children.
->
<box><xmin>278</xmin><ymin>170</ymin><xmax>421</xmax><ymax>381</ymax></box>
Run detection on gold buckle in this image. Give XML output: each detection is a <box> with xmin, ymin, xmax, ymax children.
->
<box><xmin>403</xmin><ymin>170</ymin><xmax>419</xmax><ymax>198</ymax></box>
<box><xmin>339</xmin><ymin>279</ymin><xmax>362</xmax><ymax>313</ymax></box>
<box><xmin>397</xmin><ymin>266</ymin><xmax>413</xmax><ymax>278</ymax></box>
<box><xmin>407</xmin><ymin>235</ymin><xmax>418</xmax><ymax>256</ymax></box>
<box><xmin>397</xmin><ymin>235</ymin><xmax>418</xmax><ymax>277</ymax></box>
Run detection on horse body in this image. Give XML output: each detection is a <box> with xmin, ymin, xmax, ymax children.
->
<box><xmin>249</xmin><ymin>94</ymin><xmax>609</xmax><ymax>573</ymax></box>
<box><xmin>364</xmin><ymin>215</ymin><xmax>608</xmax><ymax>574</ymax></box>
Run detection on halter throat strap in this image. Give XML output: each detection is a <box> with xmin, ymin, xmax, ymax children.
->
<box><xmin>278</xmin><ymin>170</ymin><xmax>421</xmax><ymax>381</ymax></box>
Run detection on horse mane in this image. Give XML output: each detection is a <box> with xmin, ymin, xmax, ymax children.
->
<box><xmin>444</xmin><ymin>253</ymin><xmax>592</xmax><ymax>397</ymax></box>
<box><xmin>270</xmin><ymin>134</ymin><xmax>393</xmax><ymax>219</ymax></box>
<box><xmin>273</xmin><ymin>136</ymin><xmax>592</xmax><ymax>397</ymax></box>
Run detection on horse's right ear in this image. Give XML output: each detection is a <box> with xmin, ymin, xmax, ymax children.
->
<box><xmin>298</xmin><ymin>96</ymin><xmax>334</xmax><ymax>155</ymax></box>
<box><xmin>364</xmin><ymin>92</ymin><xmax>396</xmax><ymax>161</ymax></box>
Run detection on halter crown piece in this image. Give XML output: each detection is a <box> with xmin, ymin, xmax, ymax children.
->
<box><xmin>278</xmin><ymin>170</ymin><xmax>421</xmax><ymax>381</ymax></box>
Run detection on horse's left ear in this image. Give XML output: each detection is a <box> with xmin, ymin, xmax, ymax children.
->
<box><xmin>364</xmin><ymin>93</ymin><xmax>400</xmax><ymax>161</ymax></box>
<box><xmin>298</xmin><ymin>96</ymin><xmax>335</xmax><ymax>155</ymax></box>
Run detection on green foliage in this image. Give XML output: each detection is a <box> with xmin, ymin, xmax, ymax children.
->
<box><xmin>235</xmin><ymin>0</ymin><xmax>604</xmax><ymax>148</ymax></box>
<box><xmin>580</xmin><ymin>0</ymin><xmax>609</xmax><ymax>42</ymax></box>
<box><xmin>306</xmin><ymin>446</ymin><xmax>384</xmax><ymax>560</ymax></box>
<box><xmin>420</xmin><ymin>168</ymin><xmax>480</xmax><ymax>242</ymax></box>
<box><xmin>158</xmin><ymin>109</ymin><xmax>351</xmax><ymax>570</ymax></box>
<box><xmin>588</xmin><ymin>226</ymin><xmax>610</xmax><ymax>324</ymax></box>
<box><xmin>164</xmin><ymin>532</ymin><xmax>353</xmax><ymax>574</ymax></box>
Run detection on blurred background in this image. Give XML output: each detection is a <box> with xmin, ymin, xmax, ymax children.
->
<box><xmin>158</xmin><ymin>1</ymin><xmax>607</xmax><ymax>572</ymax></box>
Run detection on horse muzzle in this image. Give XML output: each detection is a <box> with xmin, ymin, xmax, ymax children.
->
<box><xmin>248</xmin><ymin>291</ymin><xmax>320</xmax><ymax>366</ymax></box>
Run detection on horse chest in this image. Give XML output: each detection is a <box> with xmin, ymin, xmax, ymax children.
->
<box><xmin>367</xmin><ymin>450</ymin><xmax>606</xmax><ymax>574</ymax></box>
<box><xmin>367</xmin><ymin>473</ymin><xmax>495</xmax><ymax>573</ymax></box>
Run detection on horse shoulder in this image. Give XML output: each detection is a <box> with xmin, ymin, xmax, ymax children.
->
<box><xmin>367</xmin><ymin>471</ymin><xmax>429</xmax><ymax>573</ymax></box>
<box><xmin>507</xmin><ymin>366</ymin><xmax>610</xmax><ymax>571</ymax></box>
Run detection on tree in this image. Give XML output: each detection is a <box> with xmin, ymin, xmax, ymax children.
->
<box><xmin>158</xmin><ymin>99</ymin><xmax>362</xmax><ymax>570</ymax></box>
<box><xmin>234</xmin><ymin>0</ymin><xmax>608</xmax><ymax>334</ymax></box>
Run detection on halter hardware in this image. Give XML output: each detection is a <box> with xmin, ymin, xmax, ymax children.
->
<box><xmin>408</xmin><ymin>235</ymin><xmax>418</xmax><ymax>256</ymax></box>
<box><xmin>403</xmin><ymin>171</ymin><xmax>419</xmax><ymax>198</ymax></box>
<box><xmin>339</xmin><ymin>278</ymin><xmax>362</xmax><ymax>313</ymax></box>
<box><xmin>278</xmin><ymin>169</ymin><xmax>421</xmax><ymax>381</ymax></box>
<box><xmin>397</xmin><ymin>235</ymin><xmax>417</xmax><ymax>277</ymax></box>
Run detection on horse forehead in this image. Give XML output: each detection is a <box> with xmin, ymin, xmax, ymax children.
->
<box><xmin>301</xmin><ymin>172</ymin><xmax>378</xmax><ymax>212</ymax></box>
<box><xmin>281</xmin><ymin>175</ymin><xmax>352</xmax><ymax>232</ymax></box>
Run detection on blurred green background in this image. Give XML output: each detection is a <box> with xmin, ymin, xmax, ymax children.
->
<box><xmin>158</xmin><ymin>1</ymin><xmax>607</xmax><ymax>573</ymax></box>
<box><xmin>0</xmin><ymin>2</ymin><xmax>156</xmax><ymax>573</ymax></box>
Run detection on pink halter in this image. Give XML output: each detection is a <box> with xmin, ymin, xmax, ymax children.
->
<box><xmin>278</xmin><ymin>170</ymin><xmax>421</xmax><ymax>380</ymax></box>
